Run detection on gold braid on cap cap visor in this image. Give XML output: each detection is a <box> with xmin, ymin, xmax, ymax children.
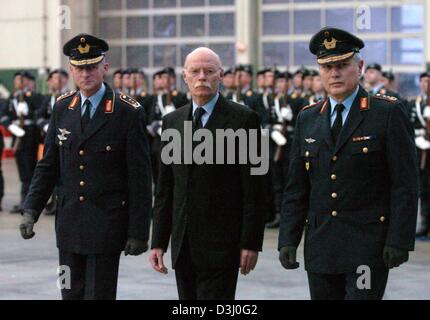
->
<box><xmin>317</xmin><ymin>51</ymin><xmax>355</xmax><ymax>65</ymax></box>
<box><xmin>70</xmin><ymin>55</ymin><xmax>104</xmax><ymax>66</ymax></box>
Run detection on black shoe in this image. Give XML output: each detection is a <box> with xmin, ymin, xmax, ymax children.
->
<box><xmin>266</xmin><ymin>214</ymin><xmax>280</xmax><ymax>229</ymax></box>
<box><xmin>10</xmin><ymin>205</ymin><xmax>22</xmax><ymax>214</ymax></box>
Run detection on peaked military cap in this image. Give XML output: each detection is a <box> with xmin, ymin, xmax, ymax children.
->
<box><xmin>309</xmin><ymin>27</ymin><xmax>364</xmax><ymax>65</ymax></box>
<box><xmin>224</xmin><ymin>68</ymin><xmax>233</xmax><ymax>76</ymax></box>
<box><xmin>420</xmin><ymin>72</ymin><xmax>430</xmax><ymax>80</ymax></box>
<box><xmin>22</xmin><ymin>71</ymin><xmax>35</xmax><ymax>81</ymax></box>
<box><xmin>63</xmin><ymin>33</ymin><xmax>109</xmax><ymax>67</ymax></box>
<box><xmin>366</xmin><ymin>63</ymin><xmax>382</xmax><ymax>72</ymax></box>
<box><xmin>382</xmin><ymin>70</ymin><xmax>394</xmax><ymax>81</ymax></box>
<box><xmin>235</xmin><ymin>64</ymin><xmax>253</xmax><ymax>75</ymax></box>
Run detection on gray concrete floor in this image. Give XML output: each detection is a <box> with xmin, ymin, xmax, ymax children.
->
<box><xmin>0</xmin><ymin>158</ymin><xmax>429</xmax><ymax>300</ymax></box>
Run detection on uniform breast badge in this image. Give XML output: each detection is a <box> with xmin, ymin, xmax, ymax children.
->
<box><xmin>58</xmin><ymin>128</ymin><xmax>71</xmax><ymax>141</ymax></box>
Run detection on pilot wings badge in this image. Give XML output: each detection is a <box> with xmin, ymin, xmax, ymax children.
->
<box><xmin>58</xmin><ymin>128</ymin><xmax>71</xmax><ymax>141</ymax></box>
<box><xmin>305</xmin><ymin>138</ymin><xmax>316</xmax><ymax>144</ymax></box>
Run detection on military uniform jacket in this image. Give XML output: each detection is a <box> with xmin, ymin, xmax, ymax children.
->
<box><xmin>279</xmin><ymin>86</ymin><xmax>418</xmax><ymax>274</ymax></box>
<box><xmin>151</xmin><ymin>95</ymin><xmax>265</xmax><ymax>271</ymax></box>
<box><xmin>24</xmin><ymin>84</ymin><xmax>152</xmax><ymax>254</ymax></box>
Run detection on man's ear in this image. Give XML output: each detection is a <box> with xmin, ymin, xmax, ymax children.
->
<box><xmin>358</xmin><ymin>60</ymin><xmax>364</xmax><ymax>76</ymax></box>
<box><xmin>182</xmin><ymin>70</ymin><xmax>188</xmax><ymax>85</ymax></box>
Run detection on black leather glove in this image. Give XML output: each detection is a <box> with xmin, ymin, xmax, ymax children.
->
<box><xmin>19</xmin><ymin>212</ymin><xmax>36</xmax><ymax>239</ymax></box>
<box><xmin>124</xmin><ymin>238</ymin><xmax>148</xmax><ymax>256</ymax></box>
<box><xmin>279</xmin><ymin>246</ymin><xmax>300</xmax><ymax>269</ymax></box>
<box><xmin>383</xmin><ymin>246</ymin><xmax>409</xmax><ymax>269</ymax></box>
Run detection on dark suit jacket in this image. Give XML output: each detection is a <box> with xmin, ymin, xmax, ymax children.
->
<box><xmin>151</xmin><ymin>94</ymin><xmax>266</xmax><ymax>271</ymax></box>
<box><xmin>279</xmin><ymin>86</ymin><xmax>419</xmax><ymax>274</ymax></box>
<box><xmin>24</xmin><ymin>84</ymin><xmax>152</xmax><ymax>254</ymax></box>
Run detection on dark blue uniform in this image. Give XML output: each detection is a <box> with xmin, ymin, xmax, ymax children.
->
<box><xmin>279</xmin><ymin>86</ymin><xmax>418</xmax><ymax>299</ymax></box>
<box><xmin>23</xmin><ymin>84</ymin><xmax>152</xmax><ymax>299</ymax></box>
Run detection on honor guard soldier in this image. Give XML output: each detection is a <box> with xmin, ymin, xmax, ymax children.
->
<box><xmin>1</xmin><ymin>72</ymin><xmax>40</xmax><ymax>213</ymax></box>
<box><xmin>410</xmin><ymin>71</ymin><xmax>430</xmax><ymax>237</ymax></box>
<box><xmin>225</xmin><ymin>64</ymin><xmax>259</xmax><ymax>109</ymax></box>
<box><xmin>146</xmin><ymin>67</ymin><xmax>188</xmax><ymax>186</ymax></box>
<box><xmin>308</xmin><ymin>71</ymin><xmax>327</xmax><ymax>105</ymax></box>
<box><xmin>279</xmin><ymin>27</ymin><xmax>418</xmax><ymax>300</ymax></box>
<box><xmin>19</xmin><ymin>33</ymin><xmax>153</xmax><ymax>300</ymax></box>
<box><xmin>364</xmin><ymin>63</ymin><xmax>401</xmax><ymax>99</ymax></box>
<box><xmin>0</xmin><ymin>97</ymin><xmax>6</xmax><ymax>210</ymax></box>
<box><xmin>221</xmin><ymin>67</ymin><xmax>235</xmax><ymax>96</ymax></box>
<box><xmin>112</xmin><ymin>69</ymin><xmax>123</xmax><ymax>94</ymax></box>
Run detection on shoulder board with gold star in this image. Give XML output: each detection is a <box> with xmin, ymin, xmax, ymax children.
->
<box><xmin>119</xmin><ymin>94</ymin><xmax>141</xmax><ymax>109</ymax></box>
<box><xmin>373</xmin><ymin>93</ymin><xmax>398</xmax><ymax>103</ymax></box>
<box><xmin>56</xmin><ymin>90</ymin><xmax>77</xmax><ymax>102</ymax></box>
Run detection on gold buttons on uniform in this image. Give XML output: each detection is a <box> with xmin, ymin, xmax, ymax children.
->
<box><xmin>80</xmin><ymin>181</ymin><xmax>85</xmax><ymax>187</ymax></box>
<box><xmin>79</xmin><ymin>150</ymin><xmax>84</xmax><ymax>156</ymax></box>
<box><xmin>305</xmin><ymin>151</ymin><xmax>310</xmax><ymax>157</ymax></box>
<box><xmin>79</xmin><ymin>196</ymin><xmax>85</xmax><ymax>202</ymax></box>
<box><xmin>380</xmin><ymin>216</ymin><xmax>385</xmax><ymax>223</ymax></box>
<box><xmin>362</xmin><ymin>147</ymin><xmax>369</xmax><ymax>154</ymax></box>
<box><xmin>59</xmin><ymin>141</ymin><xmax>63</xmax><ymax>146</ymax></box>
<box><xmin>331</xmin><ymin>174</ymin><xmax>337</xmax><ymax>181</ymax></box>
<box><xmin>332</xmin><ymin>155</ymin><xmax>338</xmax><ymax>161</ymax></box>
<box><xmin>122</xmin><ymin>201</ymin><xmax>126</xmax><ymax>207</ymax></box>
<box><xmin>306</xmin><ymin>219</ymin><xmax>309</xmax><ymax>223</ymax></box>
<box><xmin>331</xmin><ymin>211</ymin><xmax>338</xmax><ymax>217</ymax></box>
<box><xmin>79</xmin><ymin>165</ymin><xmax>84</xmax><ymax>171</ymax></box>
<box><xmin>331</xmin><ymin>192</ymin><xmax>338</xmax><ymax>199</ymax></box>
<box><xmin>106</xmin><ymin>145</ymin><xmax>112</xmax><ymax>152</ymax></box>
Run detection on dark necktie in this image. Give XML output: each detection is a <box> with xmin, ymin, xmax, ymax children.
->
<box><xmin>193</xmin><ymin>107</ymin><xmax>206</xmax><ymax>129</ymax></box>
<box><xmin>81</xmin><ymin>99</ymin><xmax>91</xmax><ymax>132</ymax></box>
<box><xmin>331</xmin><ymin>104</ymin><xmax>345</xmax><ymax>144</ymax></box>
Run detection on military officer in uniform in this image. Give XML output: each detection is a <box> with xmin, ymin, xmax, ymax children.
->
<box><xmin>19</xmin><ymin>34</ymin><xmax>152</xmax><ymax>300</ymax></box>
<box><xmin>278</xmin><ymin>27</ymin><xmax>418</xmax><ymax>300</ymax></box>
<box><xmin>1</xmin><ymin>72</ymin><xmax>40</xmax><ymax>213</ymax></box>
<box><xmin>410</xmin><ymin>71</ymin><xmax>430</xmax><ymax>237</ymax></box>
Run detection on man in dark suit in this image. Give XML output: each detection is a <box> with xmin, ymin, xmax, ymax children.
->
<box><xmin>149</xmin><ymin>47</ymin><xmax>266</xmax><ymax>300</ymax></box>
<box><xmin>19</xmin><ymin>34</ymin><xmax>152</xmax><ymax>300</ymax></box>
<box><xmin>278</xmin><ymin>27</ymin><xmax>418</xmax><ymax>300</ymax></box>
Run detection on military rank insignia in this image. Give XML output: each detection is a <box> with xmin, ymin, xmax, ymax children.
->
<box><xmin>105</xmin><ymin>99</ymin><xmax>113</xmax><ymax>113</ymax></box>
<box><xmin>68</xmin><ymin>95</ymin><xmax>79</xmax><ymax>110</ymax></box>
<box><xmin>120</xmin><ymin>94</ymin><xmax>141</xmax><ymax>109</ymax></box>
<box><xmin>360</xmin><ymin>97</ymin><xmax>369</xmax><ymax>111</ymax></box>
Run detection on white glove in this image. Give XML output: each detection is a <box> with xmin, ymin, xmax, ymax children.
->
<box><xmin>281</xmin><ymin>107</ymin><xmax>293</xmax><ymax>121</ymax></box>
<box><xmin>164</xmin><ymin>105</ymin><xmax>175</xmax><ymax>115</ymax></box>
<box><xmin>424</xmin><ymin>106</ymin><xmax>430</xmax><ymax>120</ymax></box>
<box><xmin>43</xmin><ymin>124</ymin><xmax>49</xmax><ymax>133</ymax></box>
<box><xmin>416</xmin><ymin>136</ymin><xmax>430</xmax><ymax>150</ymax></box>
<box><xmin>271</xmin><ymin>130</ymin><xmax>287</xmax><ymax>146</ymax></box>
<box><xmin>17</xmin><ymin>101</ymin><xmax>29</xmax><ymax>116</ymax></box>
<box><xmin>8</xmin><ymin>124</ymin><xmax>26</xmax><ymax>137</ymax></box>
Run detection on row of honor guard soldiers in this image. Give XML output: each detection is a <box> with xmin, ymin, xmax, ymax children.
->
<box><xmin>0</xmin><ymin>69</ymin><xmax>70</xmax><ymax>214</ymax></box>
